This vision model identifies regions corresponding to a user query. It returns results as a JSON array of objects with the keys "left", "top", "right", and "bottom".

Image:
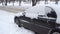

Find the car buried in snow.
[{"left": 14, "top": 5, "right": 60, "bottom": 34}]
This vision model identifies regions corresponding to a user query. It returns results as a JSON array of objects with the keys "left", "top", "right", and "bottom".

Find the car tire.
[
  {"left": 49, "top": 29, "right": 60, "bottom": 34},
  {"left": 14, "top": 17, "right": 21, "bottom": 27}
]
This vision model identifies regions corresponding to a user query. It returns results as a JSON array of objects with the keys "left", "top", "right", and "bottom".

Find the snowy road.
[
  {"left": 0, "top": 10, "right": 34, "bottom": 34},
  {"left": 0, "top": 6, "right": 26, "bottom": 13}
]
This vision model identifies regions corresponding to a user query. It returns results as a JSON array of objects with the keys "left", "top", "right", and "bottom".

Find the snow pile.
[
  {"left": 24, "top": 5, "right": 45, "bottom": 19},
  {"left": 0, "top": 10, "right": 35, "bottom": 34}
]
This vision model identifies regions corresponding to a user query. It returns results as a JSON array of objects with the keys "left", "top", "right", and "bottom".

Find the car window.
[
  {"left": 45, "top": 6, "right": 57, "bottom": 18},
  {"left": 45, "top": 6, "right": 53, "bottom": 14}
]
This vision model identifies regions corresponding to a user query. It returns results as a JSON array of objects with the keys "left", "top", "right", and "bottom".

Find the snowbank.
[{"left": 0, "top": 10, "right": 35, "bottom": 34}]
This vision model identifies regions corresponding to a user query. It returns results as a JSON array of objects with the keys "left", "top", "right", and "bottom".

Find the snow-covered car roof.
[
  {"left": 15, "top": 5, "right": 45, "bottom": 17},
  {"left": 25, "top": 5, "right": 45, "bottom": 15},
  {"left": 24, "top": 5, "right": 46, "bottom": 19}
]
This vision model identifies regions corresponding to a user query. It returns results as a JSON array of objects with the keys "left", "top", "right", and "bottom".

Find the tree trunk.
[
  {"left": 9, "top": 1, "right": 11, "bottom": 4},
  {"left": 32, "top": 0, "right": 37, "bottom": 6},
  {"left": 2, "top": 2, "right": 3, "bottom": 5},
  {"left": 55, "top": 1, "right": 58, "bottom": 4},
  {"left": 55, "top": 0, "right": 59, "bottom": 4},
  {"left": 19, "top": 0, "right": 21, "bottom": 6},
  {"left": 5, "top": 0, "right": 7, "bottom": 6},
  {"left": 45, "top": 0, "right": 48, "bottom": 4},
  {"left": 13, "top": 1, "right": 14, "bottom": 6}
]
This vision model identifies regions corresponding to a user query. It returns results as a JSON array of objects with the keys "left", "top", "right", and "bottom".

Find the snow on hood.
[{"left": 46, "top": 4, "right": 60, "bottom": 24}]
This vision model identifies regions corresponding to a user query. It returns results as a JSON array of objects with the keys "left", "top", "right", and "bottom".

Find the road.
[{"left": 0, "top": 6, "right": 28, "bottom": 13}]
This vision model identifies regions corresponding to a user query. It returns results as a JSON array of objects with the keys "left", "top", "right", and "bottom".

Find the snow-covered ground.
[
  {"left": 0, "top": 1, "right": 60, "bottom": 34},
  {"left": 0, "top": 1, "right": 32, "bottom": 12},
  {"left": 0, "top": 1, "right": 32, "bottom": 13},
  {"left": 0, "top": 10, "right": 35, "bottom": 34}
]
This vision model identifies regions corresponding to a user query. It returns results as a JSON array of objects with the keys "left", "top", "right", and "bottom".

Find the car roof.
[
  {"left": 25, "top": 5, "right": 45, "bottom": 15},
  {"left": 45, "top": 4, "right": 60, "bottom": 16}
]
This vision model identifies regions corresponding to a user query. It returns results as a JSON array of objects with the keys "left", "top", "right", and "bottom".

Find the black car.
[{"left": 14, "top": 5, "right": 60, "bottom": 34}]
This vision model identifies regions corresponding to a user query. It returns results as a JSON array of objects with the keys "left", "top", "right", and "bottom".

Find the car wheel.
[
  {"left": 14, "top": 17, "right": 21, "bottom": 27},
  {"left": 49, "top": 29, "right": 60, "bottom": 34}
]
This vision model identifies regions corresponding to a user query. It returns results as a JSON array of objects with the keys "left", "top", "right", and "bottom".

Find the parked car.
[{"left": 14, "top": 5, "right": 60, "bottom": 34}]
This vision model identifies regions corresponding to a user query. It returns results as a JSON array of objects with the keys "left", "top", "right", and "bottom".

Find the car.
[{"left": 14, "top": 5, "right": 60, "bottom": 34}]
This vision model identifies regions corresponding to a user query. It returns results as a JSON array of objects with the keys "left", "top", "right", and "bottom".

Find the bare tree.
[
  {"left": 32, "top": 0, "right": 37, "bottom": 6},
  {"left": 9, "top": 0, "right": 15, "bottom": 6},
  {"left": 9, "top": 0, "right": 11, "bottom": 4},
  {"left": 55, "top": 0, "right": 59, "bottom": 4},
  {"left": 11, "top": 0, "right": 15, "bottom": 6},
  {"left": 45, "top": 0, "right": 48, "bottom": 4},
  {"left": 2, "top": 1, "right": 4, "bottom": 5},
  {"left": 32, "top": 0, "right": 41, "bottom": 6},
  {"left": 19, "top": 0, "right": 21, "bottom": 6},
  {"left": 5, "top": 0, "right": 7, "bottom": 6},
  {"left": 12, "top": 0, "right": 15, "bottom": 6},
  {"left": 0, "top": 0, "right": 4, "bottom": 5}
]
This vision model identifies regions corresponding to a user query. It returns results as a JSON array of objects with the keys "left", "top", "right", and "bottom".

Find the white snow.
[
  {"left": 16, "top": 2, "right": 60, "bottom": 24},
  {"left": 0, "top": 10, "right": 35, "bottom": 34},
  {"left": 0, "top": 1, "right": 60, "bottom": 34},
  {"left": 24, "top": 5, "right": 45, "bottom": 19},
  {"left": 24, "top": 3, "right": 60, "bottom": 24}
]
